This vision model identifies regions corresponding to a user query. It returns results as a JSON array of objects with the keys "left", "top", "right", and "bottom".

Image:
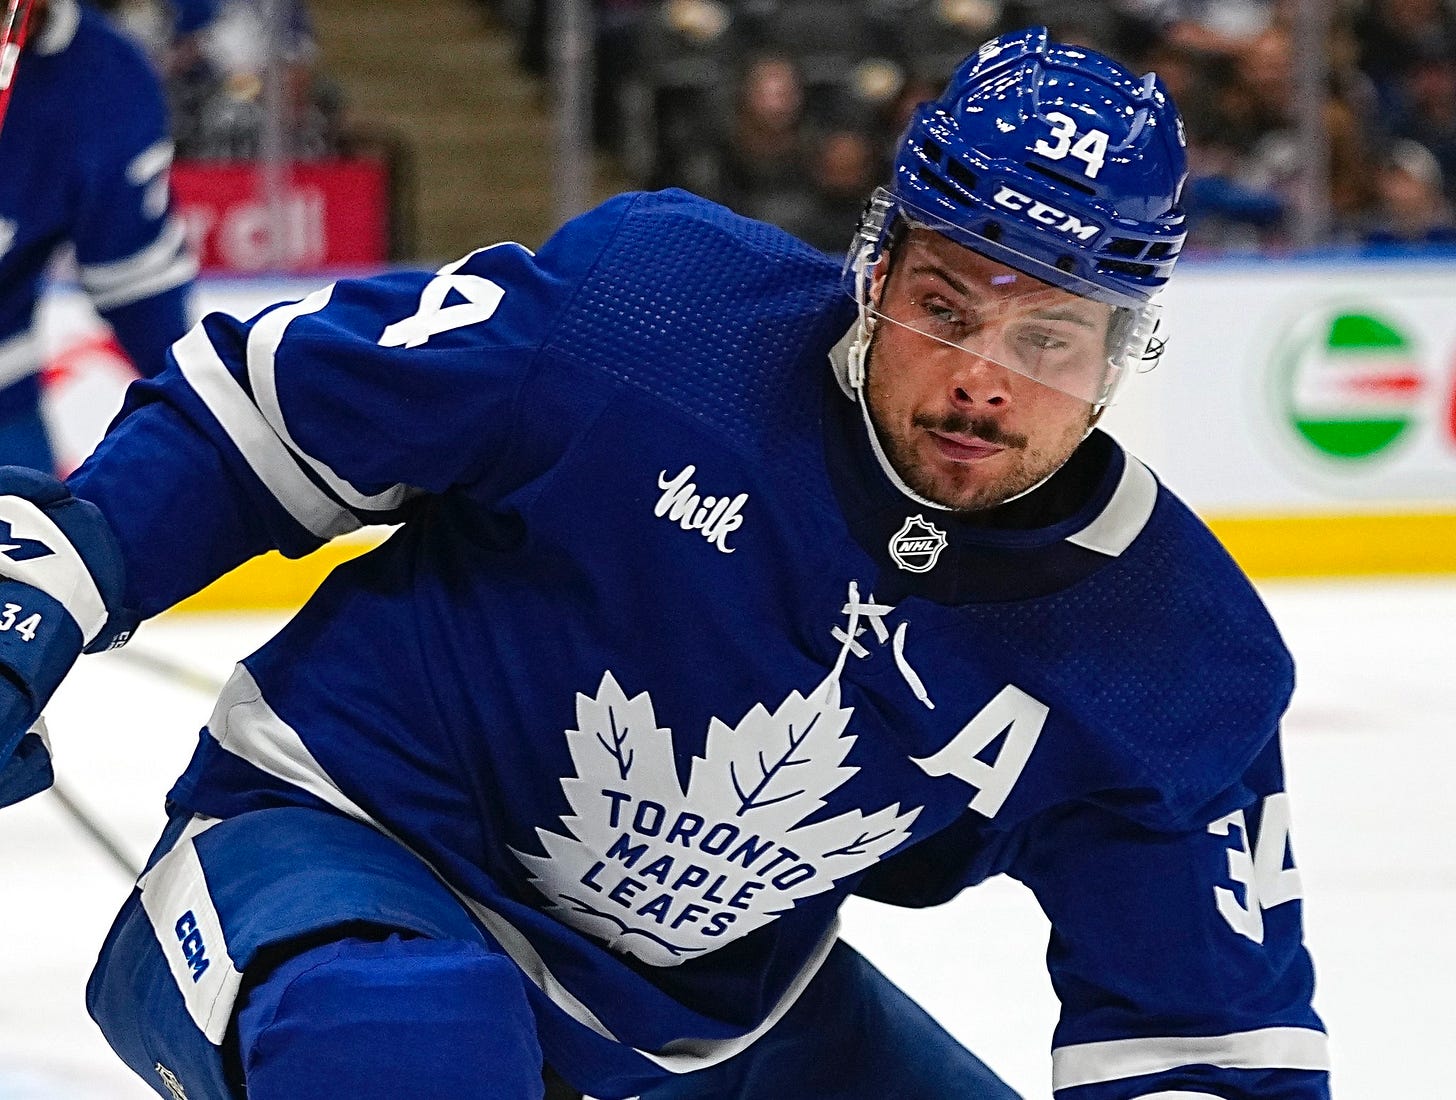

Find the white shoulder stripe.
[
  {"left": 0, "top": 496, "right": 108, "bottom": 644},
  {"left": 1065, "top": 453, "right": 1158, "bottom": 557},
  {"left": 1131, "top": 1093, "right": 1225, "bottom": 1099},
  {"left": 245, "top": 288, "right": 420, "bottom": 515},
  {"left": 1052, "top": 1026, "right": 1330, "bottom": 1090},
  {"left": 126, "top": 140, "right": 176, "bottom": 186},
  {"left": 172, "top": 323, "right": 361, "bottom": 540},
  {"left": 87, "top": 253, "right": 198, "bottom": 312},
  {"left": 80, "top": 218, "right": 197, "bottom": 310}
]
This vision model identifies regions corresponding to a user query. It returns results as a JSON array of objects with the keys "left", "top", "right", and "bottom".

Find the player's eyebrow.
[
  {"left": 906, "top": 260, "right": 975, "bottom": 298},
  {"left": 1028, "top": 305, "right": 1100, "bottom": 328},
  {"left": 908, "top": 260, "right": 1101, "bottom": 326}
]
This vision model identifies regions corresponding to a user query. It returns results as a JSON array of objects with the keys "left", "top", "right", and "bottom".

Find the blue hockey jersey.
[
  {"left": 0, "top": 0, "right": 194, "bottom": 419},
  {"left": 70, "top": 189, "right": 1328, "bottom": 1098}
]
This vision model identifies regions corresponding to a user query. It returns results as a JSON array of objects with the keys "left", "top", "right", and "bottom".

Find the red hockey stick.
[{"left": 0, "top": 0, "right": 36, "bottom": 136}]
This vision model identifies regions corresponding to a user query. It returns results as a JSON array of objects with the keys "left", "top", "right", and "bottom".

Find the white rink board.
[{"left": 1103, "top": 254, "right": 1456, "bottom": 513}]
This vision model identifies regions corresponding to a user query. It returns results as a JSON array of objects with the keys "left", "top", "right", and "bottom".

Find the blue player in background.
[
  {"left": 0, "top": 26, "right": 1329, "bottom": 1100},
  {"left": 0, "top": 0, "right": 195, "bottom": 472}
]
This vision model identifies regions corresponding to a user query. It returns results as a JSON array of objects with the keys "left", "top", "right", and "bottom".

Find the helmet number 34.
[{"left": 1033, "top": 112, "right": 1109, "bottom": 179}]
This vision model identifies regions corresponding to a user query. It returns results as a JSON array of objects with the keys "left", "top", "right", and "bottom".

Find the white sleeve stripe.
[
  {"left": 0, "top": 497, "right": 109, "bottom": 644},
  {"left": 79, "top": 219, "right": 192, "bottom": 297},
  {"left": 1065, "top": 453, "right": 1158, "bottom": 557},
  {"left": 172, "top": 323, "right": 361, "bottom": 541},
  {"left": 246, "top": 288, "right": 420, "bottom": 514},
  {"left": 1052, "top": 1026, "right": 1330, "bottom": 1089},
  {"left": 126, "top": 139, "right": 175, "bottom": 186},
  {"left": 1131, "top": 1093, "right": 1226, "bottom": 1099},
  {"left": 0, "top": 330, "right": 39, "bottom": 388},
  {"left": 86, "top": 252, "right": 198, "bottom": 312}
]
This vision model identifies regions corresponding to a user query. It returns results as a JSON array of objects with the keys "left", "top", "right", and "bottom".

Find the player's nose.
[{"left": 946, "top": 347, "right": 1013, "bottom": 409}]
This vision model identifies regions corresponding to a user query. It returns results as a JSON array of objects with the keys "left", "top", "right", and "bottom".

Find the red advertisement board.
[{"left": 170, "top": 159, "right": 390, "bottom": 272}]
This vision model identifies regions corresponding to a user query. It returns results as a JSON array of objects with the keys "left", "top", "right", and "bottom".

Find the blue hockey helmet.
[{"left": 842, "top": 27, "right": 1188, "bottom": 406}]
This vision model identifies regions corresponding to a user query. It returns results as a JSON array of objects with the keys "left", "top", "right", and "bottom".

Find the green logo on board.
[{"left": 1274, "top": 309, "right": 1424, "bottom": 460}]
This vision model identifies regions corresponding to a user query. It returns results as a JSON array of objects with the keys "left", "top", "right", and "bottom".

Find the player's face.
[{"left": 863, "top": 229, "right": 1109, "bottom": 512}]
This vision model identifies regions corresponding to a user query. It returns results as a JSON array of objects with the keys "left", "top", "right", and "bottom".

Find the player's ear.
[{"left": 868, "top": 250, "right": 893, "bottom": 308}]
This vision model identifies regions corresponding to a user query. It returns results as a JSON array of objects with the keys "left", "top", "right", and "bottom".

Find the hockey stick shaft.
[
  {"left": 48, "top": 780, "right": 140, "bottom": 878},
  {"left": 39, "top": 649, "right": 223, "bottom": 881}
]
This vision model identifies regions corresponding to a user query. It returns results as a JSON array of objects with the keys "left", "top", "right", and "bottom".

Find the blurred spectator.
[
  {"left": 873, "top": 70, "right": 940, "bottom": 150},
  {"left": 622, "top": 0, "right": 737, "bottom": 190},
  {"left": 1151, "top": 0, "right": 1277, "bottom": 59},
  {"left": 84, "top": 0, "right": 218, "bottom": 75},
  {"left": 511, "top": 0, "right": 652, "bottom": 150},
  {"left": 1354, "top": 0, "right": 1456, "bottom": 112},
  {"left": 85, "top": 0, "right": 344, "bottom": 160},
  {"left": 594, "top": 0, "right": 650, "bottom": 150},
  {"left": 170, "top": 0, "right": 345, "bottom": 160},
  {"left": 1202, "top": 23, "right": 1375, "bottom": 246},
  {"left": 1361, "top": 137, "right": 1456, "bottom": 243},
  {"left": 784, "top": 125, "right": 882, "bottom": 253},
  {"left": 710, "top": 52, "right": 818, "bottom": 228},
  {"left": 1384, "top": 42, "right": 1456, "bottom": 202},
  {"left": 494, "top": 0, "right": 1456, "bottom": 256},
  {"left": 1005, "top": 0, "right": 1118, "bottom": 55},
  {"left": 876, "top": 0, "right": 1002, "bottom": 88}
]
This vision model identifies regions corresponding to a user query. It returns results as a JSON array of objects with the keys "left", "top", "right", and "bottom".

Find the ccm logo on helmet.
[{"left": 991, "top": 186, "right": 1100, "bottom": 241}]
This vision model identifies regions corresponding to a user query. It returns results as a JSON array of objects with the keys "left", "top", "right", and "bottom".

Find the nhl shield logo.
[{"left": 889, "top": 515, "right": 948, "bottom": 573}]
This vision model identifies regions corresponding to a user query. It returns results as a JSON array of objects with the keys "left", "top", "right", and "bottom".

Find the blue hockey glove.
[
  {"left": 0, "top": 468, "right": 136, "bottom": 806},
  {"left": 0, "top": 721, "right": 54, "bottom": 809}
]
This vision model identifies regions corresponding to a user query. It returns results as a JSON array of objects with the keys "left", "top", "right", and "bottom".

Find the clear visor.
[{"left": 846, "top": 190, "right": 1162, "bottom": 405}]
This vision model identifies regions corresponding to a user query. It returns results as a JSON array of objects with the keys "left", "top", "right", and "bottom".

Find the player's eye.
[
  {"left": 917, "top": 296, "right": 976, "bottom": 333},
  {"left": 1019, "top": 328, "right": 1070, "bottom": 351}
]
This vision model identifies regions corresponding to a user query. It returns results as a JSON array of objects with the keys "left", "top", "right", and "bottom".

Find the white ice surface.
[{"left": 1, "top": 580, "right": 1449, "bottom": 1098}]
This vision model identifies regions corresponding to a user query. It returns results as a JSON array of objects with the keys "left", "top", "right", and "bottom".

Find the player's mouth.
[
  {"left": 929, "top": 430, "right": 1005, "bottom": 462},
  {"left": 915, "top": 413, "right": 1025, "bottom": 465}
]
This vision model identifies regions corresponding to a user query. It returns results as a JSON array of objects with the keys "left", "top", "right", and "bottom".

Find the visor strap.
[
  {"left": 854, "top": 387, "right": 952, "bottom": 512},
  {"left": 846, "top": 242, "right": 877, "bottom": 392}
]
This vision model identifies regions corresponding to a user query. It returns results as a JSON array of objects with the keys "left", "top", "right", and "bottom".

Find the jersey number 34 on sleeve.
[{"left": 1209, "top": 793, "right": 1303, "bottom": 944}]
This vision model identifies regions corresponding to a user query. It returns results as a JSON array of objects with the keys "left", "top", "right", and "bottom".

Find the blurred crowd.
[
  {"left": 499, "top": 0, "right": 1456, "bottom": 255},
  {"left": 81, "top": 0, "right": 1456, "bottom": 257},
  {"left": 86, "top": 0, "right": 347, "bottom": 160}
]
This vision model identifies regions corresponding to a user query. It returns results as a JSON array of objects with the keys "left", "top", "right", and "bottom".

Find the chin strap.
[{"left": 844, "top": 242, "right": 953, "bottom": 511}]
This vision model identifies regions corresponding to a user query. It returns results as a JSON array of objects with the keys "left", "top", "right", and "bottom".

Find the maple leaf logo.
[{"left": 513, "top": 670, "right": 921, "bottom": 967}]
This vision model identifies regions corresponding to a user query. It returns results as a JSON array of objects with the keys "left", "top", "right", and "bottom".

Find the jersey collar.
[{"left": 821, "top": 373, "right": 1160, "bottom": 603}]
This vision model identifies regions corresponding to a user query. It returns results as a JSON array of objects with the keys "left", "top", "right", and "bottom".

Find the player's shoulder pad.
[
  {"left": 1105, "top": 480, "right": 1294, "bottom": 829},
  {"left": 977, "top": 468, "right": 1294, "bottom": 832},
  {"left": 541, "top": 189, "right": 855, "bottom": 434}
]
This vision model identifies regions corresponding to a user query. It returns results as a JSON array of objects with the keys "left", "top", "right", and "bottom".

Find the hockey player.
[
  {"left": 0, "top": 0, "right": 196, "bottom": 471},
  {"left": 0, "top": 26, "right": 1329, "bottom": 1100}
]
